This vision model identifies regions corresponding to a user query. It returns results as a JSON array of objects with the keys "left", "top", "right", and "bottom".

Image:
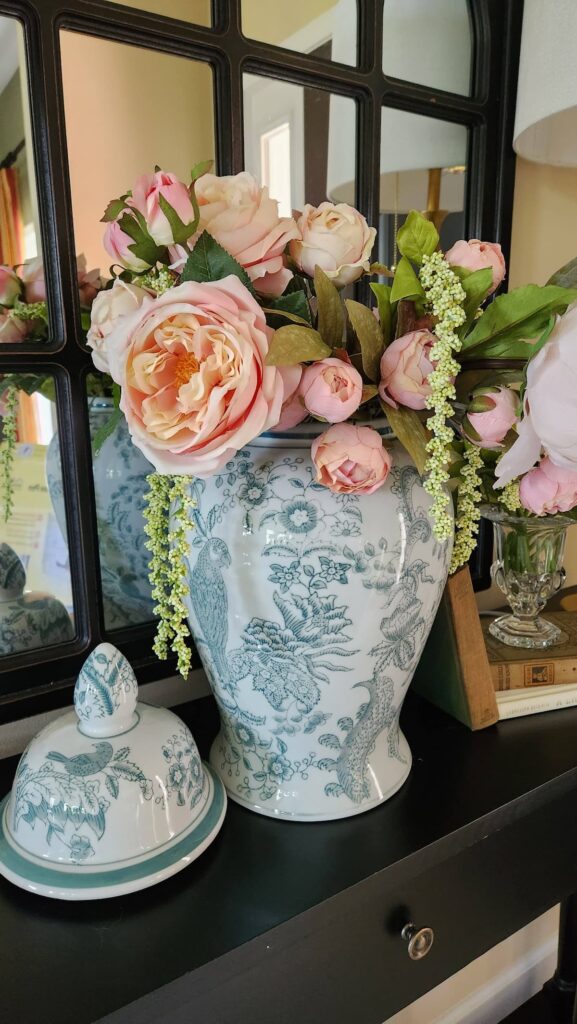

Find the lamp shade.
[{"left": 514, "top": 0, "right": 577, "bottom": 165}]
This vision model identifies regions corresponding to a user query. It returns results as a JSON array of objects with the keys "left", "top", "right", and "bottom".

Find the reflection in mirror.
[
  {"left": 109, "top": 0, "right": 211, "bottom": 24},
  {"left": 244, "top": 74, "right": 357, "bottom": 214},
  {"left": 86, "top": 374, "right": 155, "bottom": 632},
  {"left": 60, "top": 33, "right": 215, "bottom": 277},
  {"left": 383, "top": 0, "right": 472, "bottom": 96},
  {"left": 0, "top": 375, "right": 74, "bottom": 656},
  {"left": 242, "top": 0, "right": 357, "bottom": 67}
]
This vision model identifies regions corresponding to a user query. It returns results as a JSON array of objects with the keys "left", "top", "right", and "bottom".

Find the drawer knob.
[{"left": 401, "top": 922, "right": 435, "bottom": 960}]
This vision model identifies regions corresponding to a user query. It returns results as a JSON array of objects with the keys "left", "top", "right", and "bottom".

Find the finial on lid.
[{"left": 74, "top": 643, "right": 138, "bottom": 737}]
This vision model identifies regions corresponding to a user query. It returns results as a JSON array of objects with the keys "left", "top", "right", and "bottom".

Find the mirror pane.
[
  {"left": 244, "top": 74, "right": 357, "bottom": 213},
  {"left": 242, "top": 0, "right": 357, "bottom": 67},
  {"left": 0, "top": 375, "right": 74, "bottom": 656},
  {"left": 87, "top": 375, "right": 155, "bottom": 632},
  {"left": 376, "top": 106, "right": 467, "bottom": 266},
  {"left": 383, "top": 0, "right": 473, "bottom": 96},
  {"left": 60, "top": 32, "right": 215, "bottom": 279},
  {"left": 107, "top": 0, "right": 211, "bottom": 23}
]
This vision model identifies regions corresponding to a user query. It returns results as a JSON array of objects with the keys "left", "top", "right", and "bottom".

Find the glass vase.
[{"left": 483, "top": 507, "right": 573, "bottom": 650}]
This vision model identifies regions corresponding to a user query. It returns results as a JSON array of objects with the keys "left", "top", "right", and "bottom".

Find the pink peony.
[
  {"left": 104, "top": 220, "right": 152, "bottom": 273},
  {"left": 196, "top": 172, "right": 300, "bottom": 297},
  {"left": 0, "top": 266, "right": 21, "bottom": 306},
  {"left": 128, "top": 171, "right": 195, "bottom": 247},
  {"left": 20, "top": 255, "right": 101, "bottom": 305},
  {"left": 0, "top": 312, "right": 28, "bottom": 343},
  {"left": 519, "top": 457, "right": 577, "bottom": 516},
  {"left": 300, "top": 357, "right": 362, "bottom": 423},
  {"left": 465, "top": 386, "right": 519, "bottom": 449},
  {"left": 76, "top": 255, "right": 101, "bottom": 307},
  {"left": 378, "top": 330, "right": 436, "bottom": 411},
  {"left": 87, "top": 279, "right": 151, "bottom": 373},
  {"left": 445, "top": 238, "right": 506, "bottom": 295},
  {"left": 272, "top": 365, "right": 307, "bottom": 431},
  {"left": 311, "top": 422, "right": 392, "bottom": 495},
  {"left": 290, "top": 202, "right": 376, "bottom": 289},
  {"left": 102, "top": 275, "right": 284, "bottom": 476}
]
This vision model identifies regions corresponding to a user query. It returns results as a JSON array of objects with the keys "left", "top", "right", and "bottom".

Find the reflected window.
[
  {"left": 0, "top": 375, "right": 74, "bottom": 656},
  {"left": 383, "top": 0, "right": 473, "bottom": 96},
  {"left": 242, "top": 0, "right": 357, "bottom": 67}
]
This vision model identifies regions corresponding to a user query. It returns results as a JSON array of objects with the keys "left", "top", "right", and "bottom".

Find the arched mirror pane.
[
  {"left": 382, "top": 0, "right": 473, "bottom": 96},
  {"left": 242, "top": 0, "right": 357, "bottom": 67},
  {"left": 0, "top": 374, "right": 75, "bottom": 657}
]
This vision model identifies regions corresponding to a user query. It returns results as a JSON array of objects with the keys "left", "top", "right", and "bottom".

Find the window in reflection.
[
  {"left": 244, "top": 74, "right": 357, "bottom": 212},
  {"left": 0, "top": 375, "right": 74, "bottom": 656},
  {"left": 60, "top": 32, "right": 215, "bottom": 278},
  {"left": 107, "top": 0, "right": 211, "bottom": 24},
  {"left": 86, "top": 374, "right": 156, "bottom": 632},
  {"left": 242, "top": 0, "right": 357, "bottom": 67},
  {"left": 383, "top": 0, "right": 473, "bottom": 96}
]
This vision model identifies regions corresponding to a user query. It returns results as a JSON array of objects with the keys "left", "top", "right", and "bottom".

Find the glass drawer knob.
[{"left": 401, "top": 922, "right": 435, "bottom": 960}]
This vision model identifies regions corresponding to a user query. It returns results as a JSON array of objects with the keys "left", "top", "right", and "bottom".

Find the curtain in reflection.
[{"left": 0, "top": 166, "right": 23, "bottom": 263}]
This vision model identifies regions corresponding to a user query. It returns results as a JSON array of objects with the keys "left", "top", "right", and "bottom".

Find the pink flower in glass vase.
[
  {"left": 0, "top": 313, "right": 28, "bottom": 343},
  {"left": 378, "top": 330, "right": 437, "bottom": 411},
  {"left": 290, "top": 202, "right": 376, "bottom": 289},
  {"left": 464, "top": 386, "right": 519, "bottom": 449},
  {"left": 300, "top": 357, "right": 362, "bottom": 423},
  {"left": 128, "top": 170, "right": 195, "bottom": 247},
  {"left": 0, "top": 266, "right": 21, "bottom": 306},
  {"left": 311, "top": 422, "right": 392, "bottom": 495},
  {"left": 103, "top": 275, "right": 284, "bottom": 476},
  {"left": 519, "top": 457, "right": 577, "bottom": 516},
  {"left": 445, "top": 239, "right": 506, "bottom": 294},
  {"left": 195, "top": 171, "right": 300, "bottom": 297}
]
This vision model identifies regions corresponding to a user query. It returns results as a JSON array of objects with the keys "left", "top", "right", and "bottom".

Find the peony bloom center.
[{"left": 174, "top": 351, "right": 200, "bottom": 388}]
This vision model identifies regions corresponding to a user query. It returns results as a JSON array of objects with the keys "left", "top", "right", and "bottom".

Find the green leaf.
[
  {"left": 314, "top": 266, "right": 344, "bottom": 348},
  {"left": 368, "top": 262, "right": 394, "bottom": 278},
  {"left": 181, "top": 230, "right": 254, "bottom": 291},
  {"left": 265, "top": 325, "right": 331, "bottom": 365},
  {"left": 92, "top": 406, "right": 122, "bottom": 456},
  {"left": 468, "top": 395, "right": 496, "bottom": 414},
  {"left": 117, "top": 212, "right": 161, "bottom": 266},
  {"left": 101, "top": 197, "right": 128, "bottom": 223},
  {"left": 396, "top": 210, "right": 439, "bottom": 265},
  {"left": 381, "top": 402, "right": 429, "bottom": 476},
  {"left": 459, "top": 267, "right": 494, "bottom": 336},
  {"left": 262, "top": 290, "right": 312, "bottom": 328},
  {"left": 345, "top": 299, "right": 384, "bottom": 382},
  {"left": 370, "top": 283, "right": 392, "bottom": 346},
  {"left": 190, "top": 159, "right": 213, "bottom": 182},
  {"left": 547, "top": 256, "right": 577, "bottom": 289},
  {"left": 359, "top": 384, "right": 378, "bottom": 405},
  {"left": 158, "top": 193, "right": 196, "bottom": 246},
  {"left": 460, "top": 284, "right": 577, "bottom": 358},
  {"left": 390, "top": 257, "right": 425, "bottom": 304}
]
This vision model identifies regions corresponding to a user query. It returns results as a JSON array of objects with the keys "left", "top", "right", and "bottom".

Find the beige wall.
[
  {"left": 242, "top": 0, "right": 339, "bottom": 45},
  {"left": 112, "top": 0, "right": 210, "bottom": 23},
  {"left": 60, "top": 31, "right": 214, "bottom": 273}
]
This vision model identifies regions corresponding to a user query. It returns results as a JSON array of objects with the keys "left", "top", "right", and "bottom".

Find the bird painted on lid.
[{"left": 46, "top": 741, "right": 114, "bottom": 777}]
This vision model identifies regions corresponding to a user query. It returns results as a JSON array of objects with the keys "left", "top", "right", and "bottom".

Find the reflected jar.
[{"left": 483, "top": 507, "right": 574, "bottom": 649}]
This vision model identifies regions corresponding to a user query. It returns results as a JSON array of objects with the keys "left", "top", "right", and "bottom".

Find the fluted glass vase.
[{"left": 483, "top": 508, "right": 573, "bottom": 649}]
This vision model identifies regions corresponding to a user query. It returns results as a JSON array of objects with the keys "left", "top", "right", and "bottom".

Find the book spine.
[
  {"left": 497, "top": 689, "right": 577, "bottom": 720},
  {"left": 492, "top": 661, "right": 577, "bottom": 691}
]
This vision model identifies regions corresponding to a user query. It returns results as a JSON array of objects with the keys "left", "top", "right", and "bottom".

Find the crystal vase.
[{"left": 483, "top": 508, "right": 573, "bottom": 649}]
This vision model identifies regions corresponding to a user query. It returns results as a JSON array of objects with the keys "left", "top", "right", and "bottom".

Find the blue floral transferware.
[
  {"left": 0, "top": 642, "right": 226, "bottom": 900},
  {"left": 181, "top": 421, "right": 453, "bottom": 821},
  {"left": 0, "top": 543, "right": 74, "bottom": 656}
]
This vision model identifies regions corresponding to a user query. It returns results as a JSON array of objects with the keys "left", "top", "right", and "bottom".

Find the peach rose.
[
  {"left": 195, "top": 172, "right": 300, "bottom": 297},
  {"left": 87, "top": 279, "right": 151, "bottom": 373},
  {"left": 0, "top": 312, "right": 28, "bottom": 343},
  {"left": 290, "top": 202, "right": 376, "bottom": 289},
  {"left": 103, "top": 275, "right": 284, "bottom": 476},
  {"left": 301, "top": 357, "right": 362, "bottom": 422},
  {"left": 445, "top": 239, "right": 506, "bottom": 295},
  {"left": 104, "top": 220, "right": 152, "bottom": 273},
  {"left": 272, "top": 365, "right": 307, "bottom": 431},
  {"left": 128, "top": 171, "right": 195, "bottom": 247},
  {"left": 311, "top": 422, "right": 392, "bottom": 495},
  {"left": 0, "top": 266, "right": 21, "bottom": 306},
  {"left": 378, "top": 330, "right": 436, "bottom": 411},
  {"left": 464, "top": 386, "right": 519, "bottom": 449},
  {"left": 519, "top": 457, "right": 577, "bottom": 516}
]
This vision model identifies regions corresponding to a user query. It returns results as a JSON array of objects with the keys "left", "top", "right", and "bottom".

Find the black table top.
[{"left": 2, "top": 692, "right": 577, "bottom": 1024}]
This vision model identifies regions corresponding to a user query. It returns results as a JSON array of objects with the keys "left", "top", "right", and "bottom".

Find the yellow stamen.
[{"left": 174, "top": 352, "right": 200, "bottom": 388}]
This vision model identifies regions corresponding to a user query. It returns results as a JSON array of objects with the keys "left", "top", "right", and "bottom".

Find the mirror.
[
  {"left": 109, "top": 0, "right": 211, "bottom": 24},
  {"left": 244, "top": 73, "right": 357, "bottom": 213},
  {"left": 242, "top": 0, "right": 357, "bottom": 66},
  {"left": 383, "top": 0, "right": 473, "bottom": 96},
  {"left": 0, "top": 375, "right": 75, "bottom": 656}
]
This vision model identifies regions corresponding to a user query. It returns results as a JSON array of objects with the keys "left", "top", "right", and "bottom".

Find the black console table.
[{"left": 2, "top": 693, "right": 577, "bottom": 1024}]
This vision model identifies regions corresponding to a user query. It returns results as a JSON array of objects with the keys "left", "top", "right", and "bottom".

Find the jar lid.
[{"left": 0, "top": 643, "right": 226, "bottom": 900}]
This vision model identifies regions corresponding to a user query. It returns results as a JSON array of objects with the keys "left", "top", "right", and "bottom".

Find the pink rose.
[
  {"left": 0, "top": 266, "right": 21, "bottom": 306},
  {"left": 272, "top": 365, "right": 307, "bottom": 431},
  {"left": 311, "top": 422, "right": 392, "bottom": 495},
  {"left": 378, "top": 330, "right": 436, "bottom": 411},
  {"left": 20, "top": 257, "right": 46, "bottom": 302},
  {"left": 445, "top": 239, "right": 506, "bottom": 294},
  {"left": 289, "top": 202, "right": 376, "bottom": 289},
  {"left": 0, "top": 312, "right": 28, "bottom": 343},
  {"left": 104, "top": 220, "right": 152, "bottom": 273},
  {"left": 128, "top": 171, "right": 195, "bottom": 247},
  {"left": 301, "top": 358, "right": 362, "bottom": 423},
  {"left": 87, "top": 279, "right": 151, "bottom": 373},
  {"left": 196, "top": 172, "right": 300, "bottom": 297},
  {"left": 464, "top": 386, "right": 519, "bottom": 449},
  {"left": 76, "top": 255, "right": 101, "bottom": 307},
  {"left": 104, "top": 275, "right": 284, "bottom": 476},
  {"left": 519, "top": 457, "right": 577, "bottom": 516}
]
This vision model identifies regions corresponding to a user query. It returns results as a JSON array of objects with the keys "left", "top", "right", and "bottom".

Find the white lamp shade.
[{"left": 514, "top": 0, "right": 577, "bottom": 165}]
